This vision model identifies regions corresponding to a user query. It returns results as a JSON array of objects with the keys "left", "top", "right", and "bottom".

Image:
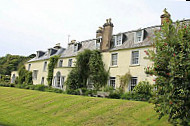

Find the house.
[{"left": 11, "top": 9, "right": 189, "bottom": 91}]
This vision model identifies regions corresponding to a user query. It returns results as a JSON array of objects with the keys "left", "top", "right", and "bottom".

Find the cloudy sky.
[{"left": 0, "top": 0, "right": 189, "bottom": 57}]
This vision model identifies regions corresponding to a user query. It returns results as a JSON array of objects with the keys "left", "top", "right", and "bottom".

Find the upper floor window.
[
  {"left": 111, "top": 53, "right": 118, "bottom": 66},
  {"left": 96, "top": 38, "right": 101, "bottom": 49},
  {"left": 130, "top": 77, "right": 137, "bottom": 91},
  {"left": 33, "top": 70, "right": 38, "bottom": 80},
  {"left": 74, "top": 44, "right": 78, "bottom": 52},
  {"left": 28, "top": 64, "right": 31, "bottom": 71},
  {"left": 43, "top": 61, "right": 47, "bottom": 71},
  {"left": 135, "top": 30, "right": 144, "bottom": 43},
  {"left": 115, "top": 34, "right": 122, "bottom": 46},
  {"left": 109, "top": 77, "right": 116, "bottom": 89},
  {"left": 58, "top": 60, "right": 63, "bottom": 67},
  {"left": 68, "top": 59, "right": 72, "bottom": 67},
  {"left": 131, "top": 51, "right": 139, "bottom": 65}
]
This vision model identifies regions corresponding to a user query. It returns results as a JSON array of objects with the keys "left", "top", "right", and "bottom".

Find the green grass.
[{"left": 0, "top": 87, "right": 171, "bottom": 126}]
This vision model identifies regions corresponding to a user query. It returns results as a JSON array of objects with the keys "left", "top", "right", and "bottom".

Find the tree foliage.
[
  {"left": 47, "top": 55, "right": 59, "bottom": 87},
  {"left": 66, "top": 50, "right": 109, "bottom": 90},
  {"left": 18, "top": 65, "right": 33, "bottom": 84},
  {"left": 145, "top": 20, "right": 190, "bottom": 125},
  {"left": 89, "top": 50, "right": 109, "bottom": 90},
  {"left": 0, "top": 54, "right": 35, "bottom": 75}
]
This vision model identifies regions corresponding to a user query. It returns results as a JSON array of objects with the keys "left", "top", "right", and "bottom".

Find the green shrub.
[
  {"left": 121, "top": 92, "right": 133, "bottom": 100},
  {"left": 34, "top": 85, "right": 46, "bottom": 91},
  {"left": 132, "top": 81, "right": 153, "bottom": 101}
]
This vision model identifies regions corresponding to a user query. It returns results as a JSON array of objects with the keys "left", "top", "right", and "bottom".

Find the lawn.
[{"left": 0, "top": 87, "right": 171, "bottom": 126}]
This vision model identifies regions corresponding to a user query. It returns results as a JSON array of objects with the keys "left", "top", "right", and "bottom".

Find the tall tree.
[{"left": 145, "top": 20, "right": 190, "bottom": 125}]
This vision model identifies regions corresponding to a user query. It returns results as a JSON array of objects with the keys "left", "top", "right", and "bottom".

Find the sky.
[{"left": 0, "top": 0, "right": 189, "bottom": 57}]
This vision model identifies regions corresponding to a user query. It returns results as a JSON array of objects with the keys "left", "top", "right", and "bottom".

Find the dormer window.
[
  {"left": 111, "top": 34, "right": 125, "bottom": 48},
  {"left": 96, "top": 38, "right": 101, "bottom": 49},
  {"left": 115, "top": 34, "right": 122, "bottom": 46},
  {"left": 135, "top": 30, "right": 144, "bottom": 43},
  {"left": 74, "top": 44, "right": 78, "bottom": 52}
]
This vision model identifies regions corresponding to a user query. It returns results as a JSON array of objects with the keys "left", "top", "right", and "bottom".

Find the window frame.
[
  {"left": 134, "top": 30, "right": 144, "bottom": 43},
  {"left": 68, "top": 59, "right": 73, "bottom": 67},
  {"left": 74, "top": 44, "right": 78, "bottom": 52},
  {"left": 58, "top": 60, "right": 63, "bottom": 67},
  {"left": 111, "top": 53, "right": 118, "bottom": 66},
  {"left": 109, "top": 77, "right": 116, "bottom": 89},
  {"left": 131, "top": 50, "right": 140, "bottom": 65},
  {"left": 114, "top": 34, "right": 123, "bottom": 47},
  {"left": 33, "top": 70, "right": 38, "bottom": 80},
  {"left": 43, "top": 61, "right": 47, "bottom": 72},
  {"left": 129, "top": 77, "right": 138, "bottom": 91},
  {"left": 28, "top": 64, "right": 31, "bottom": 71}
]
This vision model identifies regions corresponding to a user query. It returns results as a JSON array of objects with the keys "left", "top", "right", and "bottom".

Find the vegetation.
[
  {"left": 0, "top": 54, "right": 35, "bottom": 75},
  {"left": 17, "top": 65, "right": 33, "bottom": 84},
  {"left": 66, "top": 49, "right": 109, "bottom": 90},
  {"left": 47, "top": 55, "right": 59, "bottom": 86},
  {"left": 145, "top": 20, "right": 190, "bottom": 125},
  {"left": 0, "top": 87, "right": 171, "bottom": 126},
  {"left": 119, "top": 72, "right": 132, "bottom": 92}
]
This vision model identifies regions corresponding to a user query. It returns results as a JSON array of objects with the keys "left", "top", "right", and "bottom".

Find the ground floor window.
[
  {"left": 53, "top": 71, "right": 64, "bottom": 89},
  {"left": 87, "top": 78, "right": 94, "bottom": 89},
  {"left": 41, "top": 77, "right": 44, "bottom": 84},
  {"left": 33, "top": 70, "right": 38, "bottom": 80},
  {"left": 11, "top": 74, "right": 16, "bottom": 83},
  {"left": 109, "top": 77, "right": 116, "bottom": 89},
  {"left": 130, "top": 77, "right": 137, "bottom": 91}
]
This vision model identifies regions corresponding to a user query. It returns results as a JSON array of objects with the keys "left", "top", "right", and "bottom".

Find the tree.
[
  {"left": 145, "top": 20, "right": 190, "bottom": 125},
  {"left": 89, "top": 50, "right": 109, "bottom": 90},
  {"left": 66, "top": 49, "right": 109, "bottom": 90}
]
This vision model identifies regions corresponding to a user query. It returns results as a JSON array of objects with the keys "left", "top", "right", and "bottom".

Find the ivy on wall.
[
  {"left": 119, "top": 72, "right": 131, "bottom": 92},
  {"left": 18, "top": 65, "right": 33, "bottom": 84},
  {"left": 66, "top": 49, "right": 109, "bottom": 90},
  {"left": 47, "top": 55, "right": 59, "bottom": 87}
]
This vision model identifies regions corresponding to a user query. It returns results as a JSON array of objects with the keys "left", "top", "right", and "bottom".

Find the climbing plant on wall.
[
  {"left": 66, "top": 49, "right": 109, "bottom": 90},
  {"left": 18, "top": 65, "right": 33, "bottom": 84},
  {"left": 47, "top": 55, "right": 59, "bottom": 87}
]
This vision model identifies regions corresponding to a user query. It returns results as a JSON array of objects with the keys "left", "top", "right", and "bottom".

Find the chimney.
[
  {"left": 101, "top": 18, "right": 114, "bottom": 51},
  {"left": 160, "top": 8, "right": 171, "bottom": 25},
  {"left": 68, "top": 40, "right": 76, "bottom": 45},
  {"left": 96, "top": 27, "right": 103, "bottom": 38}
]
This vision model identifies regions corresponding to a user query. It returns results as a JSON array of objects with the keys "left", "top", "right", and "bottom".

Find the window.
[
  {"left": 58, "top": 60, "right": 63, "bottom": 67},
  {"left": 56, "top": 72, "right": 61, "bottom": 87},
  {"left": 131, "top": 51, "right": 139, "bottom": 65},
  {"left": 112, "top": 34, "right": 123, "bottom": 47},
  {"left": 135, "top": 30, "right": 144, "bottom": 42},
  {"left": 43, "top": 62, "right": 47, "bottom": 71},
  {"left": 109, "top": 77, "right": 116, "bottom": 89},
  {"left": 111, "top": 53, "right": 118, "bottom": 66},
  {"left": 33, "top": 70, "right": 38, "bottom": 80},
  {"left": 68, "top": 59, "right": 72, "bottom": 67},
  {"left": 41, "top": 77, "right": 44, "bottom": 84},
  {"left": 28, "top": 64, "right": 31, "bottom": 71},
  {"left": 130, "top": 77, "right": 137, "bottom": 91},
  {"left": 115, "top": 34, "right": 122, "bottom": 46},
  {"left": 74, "top": 44, "right": 78, "bottom": 52}
]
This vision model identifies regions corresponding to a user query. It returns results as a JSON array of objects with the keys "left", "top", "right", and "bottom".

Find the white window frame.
[
  {"left": 28, "top": 64, "right": 31, "bottom": 71},
  {"left": 68, "top": 59, "right": 72, "bottom": 67},
  {"left": 41, "top": 77, "right": 44, "bottom": 84},
  {"left": 74, "top": 44, "right": 78, "bottom": 52},
  {"left": 134, "top": 30, "right": 144, "bottom": 43},
  {"left": 111, "top": 53, "right": 118, "bottom": 66},
  {"left": 58, "top": 60, "right": 63, "bottom": 67},
  {"left": 114, "top": 34, "right": 123, "bottom": 46},
  {"left": 95, "top": 38, "right": 101, "bottom": 49},
  {"left": 129, "top": 77, "right": 138, "bottom": 91},
  {"left": 109, "top": 77, "right": 116, "bottom": 89},
  {"left": 33, "top": 70, "right": 38, "bottom": 80},
  {"left": 131, "top": 50, "right": 140, "bottom": 65},
  {"left": 43, "top": 61, "right": 47, "bottom": 72}
]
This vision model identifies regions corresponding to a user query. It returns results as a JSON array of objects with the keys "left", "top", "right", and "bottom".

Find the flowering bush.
[{"left": 145, "top": 20, "right": 190, "bottom": 125}]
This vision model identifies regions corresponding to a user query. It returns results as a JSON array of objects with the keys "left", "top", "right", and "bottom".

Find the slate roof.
[
  {"left": 27, "top": 19, "right": 190, "bottom": 62},
  {"left": 28, "top": 48, "right": 65, "bottom": 63}
]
